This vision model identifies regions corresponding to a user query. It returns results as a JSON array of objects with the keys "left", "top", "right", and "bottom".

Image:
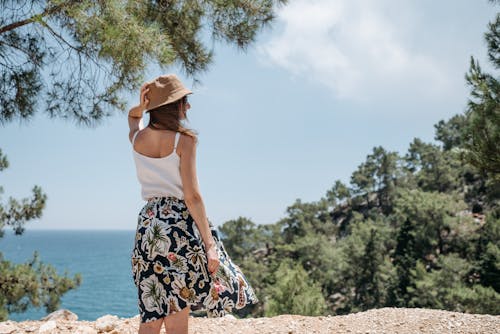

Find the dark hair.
[{"left": 147, "top": 96, "right": 198, "bottom": 140}]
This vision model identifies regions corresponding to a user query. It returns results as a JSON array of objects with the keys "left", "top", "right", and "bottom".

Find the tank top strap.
[
  {"left": 173, "top": 132, "right": 180, "bottom": 150},
  {"left": 132, "top": 130, "right": 140, "bottom": 145}
]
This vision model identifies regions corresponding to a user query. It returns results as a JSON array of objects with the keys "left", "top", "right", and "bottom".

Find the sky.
[{"left": 0, "top": 0, "right": 496, "bottom": 230}]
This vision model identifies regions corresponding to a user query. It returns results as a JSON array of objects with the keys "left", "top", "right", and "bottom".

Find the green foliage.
[
  {"left": 218, "top": 217, "right": 258, "bottom": 260},
  {"left": 326, "top": 179, "right": 351, "bottom": 207},
  {"left": 408, "top": 254, "right": 500, "bottom": 314},
  {"left": 462, "top": 13, "right": 500, "bottom": 179},
  {"left": 0, "top": 150, "right": 81, "bottom": 320},
  {"left": 219, "top": 139, "right": 499, "bottom": 317},
  {"left": 486, "top": 12, "right": 500, "bottom": 68},
  {"left": 392, "top": 189, "right": 469, "bottom": 258},
  {"left": 0, "top": 251, "right": 82, "bottom": 321},
  {"left": 264, "top": 259, "right": 328, "bottom": 316},
  {"left": 219, "top": 113, "right": 499, "bottom": 317},
  {"left": 0, "top": 0, "right": 287, "bottom": 125},
  {"left": 0, "top": 150, "right": 46, "bottom": 236},
  {"left": 278, "top": 199, "right": 336, "bottom": 245},
  {"left": 331, "top": 219, "right": 396, "bottom": 313},
  {"left": 219, "top": 122, "right": 499, "bottom": 316},
  {"left": 350, "top": 146, "right": 401, "bottom": 214},
  {"left": 403, "top": 139, "right": 462, "bottom": 193},
  {"left": 434, "top": 114, "right": 467, "bottom": 151},
  {"left": 477, "top": 214, "right": 500, "bottom": 291},
  {"left": 208, "top": 4, "right": 500, "bottom": 318}
]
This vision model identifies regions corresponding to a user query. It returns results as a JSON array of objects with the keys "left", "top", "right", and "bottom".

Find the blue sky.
[{"left": 0, "top": 0, "right": 496, "bottom": 230}]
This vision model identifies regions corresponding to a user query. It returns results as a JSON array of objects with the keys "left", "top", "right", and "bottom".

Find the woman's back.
[
  {"left": 132, "top": 128, "right": 184, "bottom": 200},
  {"left": 133, "top": 128, "right": 180, "bottom": 158}
]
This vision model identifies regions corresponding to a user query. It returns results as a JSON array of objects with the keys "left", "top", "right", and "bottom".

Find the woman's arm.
[
  {"left": 128, "top": 84, "right": 150, "bottom": 143},
  {"left": 128, "top": 107, "right": 143, "bottom": 143},
  {"left": 179, "top": 135, "right": 216, "bottom": 251}
]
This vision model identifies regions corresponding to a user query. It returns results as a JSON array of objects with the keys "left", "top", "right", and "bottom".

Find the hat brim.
[{"left": 146, "top": 88, "right": 192, "bottom": 112}]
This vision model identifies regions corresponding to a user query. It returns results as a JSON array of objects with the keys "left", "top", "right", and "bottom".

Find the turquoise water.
[{"left": 0, "top": 230, "right": 139, "bottom": 321}]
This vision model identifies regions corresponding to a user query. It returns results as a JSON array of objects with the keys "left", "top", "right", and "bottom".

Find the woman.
[{"left": 128, "top": 74, "right": 258, "bottom": 334}]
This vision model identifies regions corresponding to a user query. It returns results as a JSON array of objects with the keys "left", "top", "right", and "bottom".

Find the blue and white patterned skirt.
[{"left": 130, "top": 196, "right": 259, "bottom": 323}]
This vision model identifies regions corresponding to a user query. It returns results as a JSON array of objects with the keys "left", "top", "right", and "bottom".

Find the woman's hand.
[
  {"left": 129, "top": 83, "right": 150, "bottom": 118},
  {"left": 139, "top": 82, "right": 150, "bottom": 110},
  {"left": 206, "top": 244, "right": 220, "bottom": 276}
]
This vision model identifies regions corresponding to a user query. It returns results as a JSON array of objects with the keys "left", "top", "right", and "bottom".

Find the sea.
[{"left": 0, "top": 229, "right": 140, "bottom": 321}]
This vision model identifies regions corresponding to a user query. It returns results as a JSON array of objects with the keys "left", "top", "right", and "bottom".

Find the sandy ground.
[{"left": 0, "top": 307, "right": 499, "bottom": 334}]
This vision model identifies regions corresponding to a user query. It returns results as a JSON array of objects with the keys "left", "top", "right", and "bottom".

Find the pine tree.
[
  {"left": 265, "top": 259, "right": 328, "bottom": 316},
  {"left": 0, "top": 0, "right": 287, "bottom": 125},
  {"left": 462, "top": 10, "right": 500, "bottom": 179},
  {"left": 0, "top": 150, "right": 81, "bottom": 321}
]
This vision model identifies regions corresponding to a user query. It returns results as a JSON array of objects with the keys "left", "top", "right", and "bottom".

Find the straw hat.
[{"left": 145, "top": 74, "right": 192, "bottom": 112}]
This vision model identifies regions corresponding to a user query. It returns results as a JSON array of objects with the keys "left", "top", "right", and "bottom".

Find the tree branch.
[
  {"left": 0, "top": 3, "right": 66, "bottom": 35},
  {"left": 40, "top": 20, "right": 80, "bottom": 54}
]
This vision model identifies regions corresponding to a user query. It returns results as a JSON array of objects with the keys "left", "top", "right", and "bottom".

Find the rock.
[
  {"left": 38, "top": 320, "right": 57, "bottom": 333},
  {"left": 95, "top": 314, "right": 119, "bottom": 332},
  {"left": 74, "top": 325, "right": 98, "bottom": 334},
  {"left": 41, "top": 309, "right": 78, "bottom": 321},
  {"left": 0, "top": 322, "right": 18, "bottom": 334},
  {"left": 223, "top": 314, "right": 237, "bottom": 320},
  {"left": 25, "top": 324, "right": 39, "bottom": 332}
]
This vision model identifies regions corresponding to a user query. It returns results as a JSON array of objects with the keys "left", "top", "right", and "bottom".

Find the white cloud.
[{"left": 257, "top": 0, "right": 450, "bottom": 103}]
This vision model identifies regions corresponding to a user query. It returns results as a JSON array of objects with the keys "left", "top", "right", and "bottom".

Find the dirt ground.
[{"left": 0, "top": 307, "right": 499, "bottom": 334}]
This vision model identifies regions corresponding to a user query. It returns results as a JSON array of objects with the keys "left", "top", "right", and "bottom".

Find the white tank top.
[{"left": 132, "top": 130, "right": 184, "bottom": 200}]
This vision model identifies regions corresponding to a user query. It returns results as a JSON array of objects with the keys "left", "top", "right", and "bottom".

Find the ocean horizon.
[{"left": 1, "top": 229, "right": 141, "bottom": 321}]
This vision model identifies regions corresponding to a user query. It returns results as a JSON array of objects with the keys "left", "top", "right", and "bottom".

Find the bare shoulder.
[
  {"left": 128, "top": 116, "right": 144, "bottom": 142},
  {"left": 129, "top": 127, "right": 143, "bottom": 144},
  {"left": 178, "top": 133, "right": 198, "bottom": 155},
  {"left": 179, "top": 133, "right": 198, "bottom": 147}
]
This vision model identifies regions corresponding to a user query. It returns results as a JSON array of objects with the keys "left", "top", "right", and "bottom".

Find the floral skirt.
[{"left": 130, "top": 196, "right": 259, "bottom": 323}]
